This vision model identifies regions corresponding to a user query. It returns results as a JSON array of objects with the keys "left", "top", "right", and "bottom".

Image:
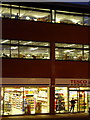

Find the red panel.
[
  {"left": 55, "top": 61, "right": 89, "bottom": 79},
  {"left": 2, "top": 19, "right": 89, "bottom": 44},
  {"left": 2, "top": 58, "right": 90, "bottom": 79},
  {"left": 2, "top": 58, "right": 51, "bottom": 78}
]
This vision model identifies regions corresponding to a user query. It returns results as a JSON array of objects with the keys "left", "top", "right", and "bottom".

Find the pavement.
[{"left": 1, "top": 113, "right": 90, "bottom": 120}]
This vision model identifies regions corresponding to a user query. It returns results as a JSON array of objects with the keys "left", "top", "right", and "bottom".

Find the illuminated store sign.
[
  {"left": 55, "top": 79, "right": 89, "bottom": 86},
  {"left": 70, "top": 80, "right": 88, "bottom": 86}
]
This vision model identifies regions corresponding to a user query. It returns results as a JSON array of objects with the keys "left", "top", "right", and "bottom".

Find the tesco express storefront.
[
  {"left": 55, "top": 78, "right": 90, "bottom": 113},
  {"left": 0, "top": 78, "right": 90, "bottom": 115}
]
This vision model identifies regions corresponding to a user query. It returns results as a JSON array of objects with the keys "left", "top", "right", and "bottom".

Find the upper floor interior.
[{"left": 1, "top": 2, "right": 90, "bottom": 26}]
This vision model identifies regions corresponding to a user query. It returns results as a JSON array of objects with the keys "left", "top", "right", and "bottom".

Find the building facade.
[{"left": 0, "top": 2, "right": 90, "bottom": 116}]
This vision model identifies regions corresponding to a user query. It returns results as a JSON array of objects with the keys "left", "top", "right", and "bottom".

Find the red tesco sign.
[{"left": 70, "top": 80, "right": 88, "bottom": 84}]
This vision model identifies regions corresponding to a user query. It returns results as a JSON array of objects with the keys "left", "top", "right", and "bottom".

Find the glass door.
[
  {"left": 69, "top": 91, "right": 78, "bottom": 112},
  {"left": 77, "top": 91, "right": 86, "bottom": 112},
  {"left": 69, "top": 90, "right": 88, "bottom": 113}
]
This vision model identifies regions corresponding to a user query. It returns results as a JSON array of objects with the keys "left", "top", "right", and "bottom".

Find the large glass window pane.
[
  {"left": 84, "top": 45, "right": 89, "bottom": 49},
  {"left": 55, "top": 43, "right": 82, "bottom": 48},
  {"left": 0, "top": 5, "right": 2, "bottom": 18},
  {"left": 1, "top": 87, "right": 3, "bottom": 115},
  {"left": 11, "top": 46, "right": 18, "bottom": 58},
  {"left": 55, "top": 87, "right": 68, "bottom": 113},
  {"left": 0, "top": 39, "right": 10, "bottom": 44},
  {"left": 1, "top": 7, "right": 10, "bottom": 18},
  {"left": 4, "top": 87, "right": 24, "bottom": 115},
  {"left": 83, "top": 50, "right": 89, "bottom": 61},
  {"left": 0, "top": 45, "right": 2, "bottom": 57},
  {"left": 19, "top": 40, "right": 50, "bottom": 46},
  {"left": 20, "top": 9, "right": 51, "bottom": 22},
  {"left": 11, "top": 8, "right": 19, "bottom": 19},
  {"left": 19, "top": 46, "right": 50, "bottom": 59},
  {"left": 24, "top": 87, "right": 49, "bottom": 114},
  {"left": 84, "top": 16, "right": 90, "bottom": 26},
  {"left": 11, "top": 40, "right": 18, "bottom": 45},
  {"left": 55, "top": 48, "right": 82, "bottom": 60},
  {"left": 56, "top": 13, "right": 83, "bottom": 25},
  {"left": 2, "top": 45, "right": 10, "bottom": 58}
]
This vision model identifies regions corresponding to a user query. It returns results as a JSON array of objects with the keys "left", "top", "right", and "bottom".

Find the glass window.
[
  {"left": 1, "top": 87, "right": 3, "bottom": 115},
  {"left": 84, "top": 16, "right": 90, "bottom": 26},
  {"left": 55, "top": 43, "right": 82, "bottom": 48},
  {"left": 55, "top": 48, "right": 82, "bottom": 60},
  {"left": 0, "top": 45, "right": 2, "bottom": 57},
  {"left": 20, "top": 9, "right": 51, "bottom": 22},
  {"left": 0, "top": 39, "right": 10, "bottom": 44},
  {"left": 55, "top": 87, "right": 68, "bottom": 113},
  {"left": 24, "top": 87, "right": 49, "bottom": 114},
  {"left": 1, "top": 7, "right": 10, "bottom": 18},
  {"left": 19, "top": 40, "right": 50, "bottom": 46},
  {"left": 2, "top": 45, "right": 10, "bottom": 58},
  {"left": 4, "top": 87, "right": 24, "bottom": 115},
  {"left": 11, "top": 8, "right": 20, "bottom": 19},
  {"left": 11, "top": 40, "right": 18, "bottom": 45},
  {"left": 83, "top": 50, "right": 89, "bottom": 61},
  {"left": 56, "top": 12, "right": 83, "bottom": 25},
  {"left": 84, "top": 45, "right": 89, "bottom": 49},
  {"left": 19, "top": 46, "right": 50, "bottom": 59},
  {"left": 11, "top": 46, "right": 18, "bottom": 58}
]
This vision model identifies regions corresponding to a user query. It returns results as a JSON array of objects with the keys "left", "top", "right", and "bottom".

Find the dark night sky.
[{"left": 1, "top": 0, "right": 90, "bottom": 3}]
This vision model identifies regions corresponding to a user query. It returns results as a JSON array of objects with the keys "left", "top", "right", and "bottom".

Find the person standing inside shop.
[{"left": 70, "top": 98, "right": 76, "bottom": 112}]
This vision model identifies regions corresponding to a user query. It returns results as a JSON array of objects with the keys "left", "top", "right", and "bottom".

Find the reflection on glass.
[
  {"left": 19, "top": 46, "right": 50, "bottom": 59},
  {"left": 11, "top": 46, "right": 18, "bottom": 58},
  {"left": 55, "top": 87, "right": 68, "bottom": 113}
]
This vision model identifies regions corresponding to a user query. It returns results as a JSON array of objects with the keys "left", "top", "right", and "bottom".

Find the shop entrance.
[{"left": 69, "top": 90, "right": 90, "bottom": 113}]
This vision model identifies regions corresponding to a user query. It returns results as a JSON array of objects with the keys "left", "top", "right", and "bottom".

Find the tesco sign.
[{"left": 70, "top": 80, "right": 88, "bottom": 86}]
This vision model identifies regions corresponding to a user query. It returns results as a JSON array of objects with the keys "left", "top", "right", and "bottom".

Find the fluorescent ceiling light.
[
  {"left": 11, "top": 47, "right": 18, "bottom": 49},
  {"left": 64, "top": 50, "right": 74, "bottom": 53},
  {"left": 23, "top": 41, "right": 32, "bottom": 45},
  {"left": 26, "top": 16, "right": 30, "bottom": 20},
  {"left": 1, "top": 40, "right": 9, "bottom": 43}
]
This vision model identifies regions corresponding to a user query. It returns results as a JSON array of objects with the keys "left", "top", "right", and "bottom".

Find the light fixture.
[
  {"left": 23, "top": 41, "right": 32, "bottom": 45},
  {"left": 26, "top": 16, "right": 30, "bottom": 20},
  {"left": 1, "top": 40, "right": 9, "bottom": 43}
]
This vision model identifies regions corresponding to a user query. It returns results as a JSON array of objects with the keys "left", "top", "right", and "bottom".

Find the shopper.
[{"left": 70, "top": 98, "right": 76, "bottom": 112}]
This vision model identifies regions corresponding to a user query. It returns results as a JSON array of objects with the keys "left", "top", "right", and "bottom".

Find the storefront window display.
[
  {"left": 1, "top": 86, "right": 49, "bottom": 115},
  {"left": 69, "top": 87, "right": 89, "bottom": 113},
  {"left": 3, "top": 87, "right": 24, "bottom": 115},
  {"left": 55, "top": 87, "right": 68, "bottom": 113},
  {"left": 1, "top": 87, "right": 3, "bottom": 115},
  {"left": 24, "top": 87, "right": 49, "bottom": 114}
]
